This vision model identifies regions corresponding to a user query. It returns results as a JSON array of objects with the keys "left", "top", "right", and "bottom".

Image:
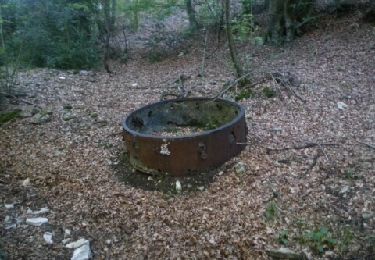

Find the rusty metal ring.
[{"left": 123, "top": 98, "right": 247, "bottom": 176}]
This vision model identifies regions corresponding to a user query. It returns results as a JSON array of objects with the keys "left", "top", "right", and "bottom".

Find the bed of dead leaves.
[{"left": 1, "top": 14, "right": 374, "bottom": 259}]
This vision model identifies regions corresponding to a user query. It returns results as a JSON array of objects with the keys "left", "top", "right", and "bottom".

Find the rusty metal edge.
[{"left": 122, "top": 97, "right": 246, "bottom": 140}]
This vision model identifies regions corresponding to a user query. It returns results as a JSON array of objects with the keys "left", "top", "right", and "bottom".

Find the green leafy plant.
[
  {"left": 301, "top": 227, "right": 337, "bottom": 255},
  {"left": 232, "top": 14, "right": 255, "bottom": 42},
  {"left": 262, "top": 87, "right": 277, "bottom": 98},
  {"left": 265, "top": 201, "right": 278, "bottom": 222},
  {"left": 338, "top": 227, "right": 354, "bottom": 253},
  {"left": 235, "top": 88, "right": 253, "bottom": 101},
  {"left": 278, "top": 230, "right": 289, "bottom": 245},
  {"left": 0, "top": 110, "right": 20, "bottom": 126}
]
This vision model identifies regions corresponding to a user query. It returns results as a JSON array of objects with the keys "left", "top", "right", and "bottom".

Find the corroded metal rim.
[{"left": 122, "top": 98, "right": 247, "bottom": 176}]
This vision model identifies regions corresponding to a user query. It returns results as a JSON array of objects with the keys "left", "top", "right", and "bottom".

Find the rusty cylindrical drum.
[{"left": 122, "top": 98, "right": 247, "bottom": 176}]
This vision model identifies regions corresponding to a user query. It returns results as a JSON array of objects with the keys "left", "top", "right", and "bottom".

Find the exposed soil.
[{"left": 1, "top": 14, "right": 374, "bottom": 259}]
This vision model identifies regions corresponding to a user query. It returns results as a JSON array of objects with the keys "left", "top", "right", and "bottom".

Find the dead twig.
[
  {"left": 200, "top": 28, "right": 208, "bottom": 78},
  {"left": 210, "top": 72, "right": 257, "bottom": 101},
  {"left": 269, "top": 72, "right": 306, "bottom": 103},
  {"left": 305, "top": 150, "right": 321, "bottom": 174},
  {"left": 355, "top": 140, "right": 375, "bottom": 150},
  {"left": 266, "top": 142, "right": 339, "bottom": 154}
]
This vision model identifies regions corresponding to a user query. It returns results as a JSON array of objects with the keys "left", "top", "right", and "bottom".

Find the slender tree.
[
  {"left": 186, "top": 0, "right": 198, "bottom": 30},
  {"left": 224, "top": 0, "right": 243, "bottom": 78}
]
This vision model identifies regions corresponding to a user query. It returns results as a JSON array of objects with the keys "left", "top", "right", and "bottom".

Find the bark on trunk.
[
  {"left": 186, "top": 0, "right": 198, "bottom": 30},
  {"left": 267, "top": 0, "right": 313, "bottom": 44},
  {"left": 224, "top": 0, "right": 243, "bottom": 78}
]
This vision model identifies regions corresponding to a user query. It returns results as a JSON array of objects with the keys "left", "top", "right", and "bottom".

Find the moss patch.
[{"left": 0, "top": 110, "right": 21, "bottom": 126}]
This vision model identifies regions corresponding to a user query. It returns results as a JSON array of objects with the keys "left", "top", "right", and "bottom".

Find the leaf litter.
[{"left": 0, "top": 15, "right": 374, "bottom": 259}]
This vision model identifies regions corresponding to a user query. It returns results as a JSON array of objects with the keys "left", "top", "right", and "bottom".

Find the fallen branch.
[
  {"left": 266, "top": 142, "right": 339, "bottom": 154},
  {"left": 269, "top": 73, "right": 306, "bottom": 103},
  {"left": 210, "top": 73, "right": 265, "bottom": 101},
  {"left": 355, "top": 140, "right": 375, "bottom": 150}
]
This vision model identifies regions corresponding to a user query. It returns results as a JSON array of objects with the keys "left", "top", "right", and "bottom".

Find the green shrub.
[{"left": 301, "top": 227, "right": 337, "bottom": 255}]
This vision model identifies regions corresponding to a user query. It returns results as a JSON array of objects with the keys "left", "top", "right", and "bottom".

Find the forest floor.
[{"left": 1, "top": 15, "right": 374, "bottom": 259}]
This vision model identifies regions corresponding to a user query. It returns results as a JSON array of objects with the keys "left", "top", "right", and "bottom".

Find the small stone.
[
  {"left": 63, "top": 111, "right": 76, "bottom": 121},
  {"left": 340, "top": 186, "right": 350, "bottom": 194},
  {"left": 337, "top": 102, "right": 348, "bottom": 110},
  {"left": 5, "top": 203, "right": 14, "bottom": 209},
  {"left": 267, "top": 247, "right": 304, "bottom": 259},
  {"left": 131, "top": 83, "right": 138, "bottom": 87},
  {"left": 197, "top": 186, "right": 205, "bottom": 191},
  {"left": 59, "top": 76, "right": 66, "bottom": 80},
  {"left": 27, "top": 207, "right": 49, "bottom": 215},
  {"left": 5, "top": 223, "right": 17, "bottom": 230},
  {"left": 26, "top": 217, "right": 48, "bottom": 226},
  {"left": 22, "top": 178, "right": 30, "bottom": 187},
  {"left": 62, "top": 238, "right": 72, "bottom": 245},
  {"left": 362, "top": 212, "right": 373, "bottom": 220},
  {"left": 31, "top": 111, "right": 52, "bottom": 124},
  {"left": 324, "top": 251, "right": 336, "bottom": 257},
  {"left": 147, "top": 176, "right": 153, "bottom": 181},
  {"left": 63, "top": 104, "right": 73, "bottom": 110},
  {"left": 175, "top": 180, "right": 182, "bottom": 193},
  {"left": 105, "top": 239, "right": 111, "bottom": 245},
  {"left": 43, "top": 232, "right": 53, "bottom": 244},
  {"left": 65, "top": 229, "right": 71, "bottom": 236},
  {"left": 79, "top": 70, "right": 90, "bottom": 76},
  {"left": 234, "top": 162, "right": 247, "bottom": 174},
  {"left": 66, "top": 238, "right": 89, "bottom": 249},
  {"left": 71, "top": 243, "right": 91, "bottom": 260},
  {"left": 4, "top": 215, "right": 11, "bottom": 223}
]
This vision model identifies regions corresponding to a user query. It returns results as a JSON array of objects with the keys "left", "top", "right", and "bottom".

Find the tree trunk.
[
  {"left": 224, "top": 0, "right": 243, "bottom": 78},
  {"left": 267, "top": 0, "right": 313, "bottom": 44},
  {"left": 110, "top": 0, "right": 116, "bottom": 32},
  {"left": 103, "top": 0, "right": 111, "bottom": 73},
  {"left": 186, "top": 0, "right": 198, "bottom": 30}
]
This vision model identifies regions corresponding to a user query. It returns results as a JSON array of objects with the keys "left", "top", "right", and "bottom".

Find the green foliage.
[
  {"left": 300, "top": 227, "right": 337, "bottom": 255},
  {"left": 338, "top": 227, "right": 354, "bottom": 253},
  {"left": 235, "top": 88, "right": 253, "bottom": 101},
  {"left": 278, "top": 230, "right": 289, "bottom": 246},
  {"left": 1, "top": 0, "right": 100, "bottom": 70},
  {"left": 196, "top": 0, "right": 222, "bottom": 28},
  {"left": 0, "top": 110, "right": 21, "bottom": 126},
  {"left": 232, "top": 14, "right": 255, "bottom": 42},
  {"left": 262, "top": 87, "right": 276, "bottom": 98},
  {"left": 265, "top": 200, "right": 278, "bottom": 222}
]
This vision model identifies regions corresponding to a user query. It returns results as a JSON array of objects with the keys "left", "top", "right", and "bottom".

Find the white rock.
[
  {"left": 5, "top": 224, "right": 16, "bottom": 230},
  {"left": 43, "top": 232, "right": 53, "bottom": 244},
  {"left": 5, "top": 203, "right": 14, "bottom": 209},
  {"left": 26, "top": 217, "right": 48, "bottom": 226},
  {"left": 340, "top": 186, "right": 350, "bottom": 194},
  {"left": 337, "top": 102, "right": 348, "bottom": 110},
  {"left": 62, "top": 238, "right": 72, "bottom": 245},
  {"left": 131, "top": 83, "right": 138, "bottom": 87},
  {"left": 59, "top": 76, "right": 66, "bottom": 80},
  {"left": 65, "top": 229, "right": 72, "bottom": 237},
  {"left": 234, "top": 162, "right": 247, "bottom": 174},
  {"left": 71, "top": 243, "right": 91, "bottom": 260},
  {"left": 4, "top": 215, "right": 11, "bottom": 223},
  {"left": 22, "top": 178, "right": 30, "bottom": 187},
  {"left": 175, "top": 180, "right": 182, "bottom": 193},
  {"left": 27, "top": 207, "right": 49, "bottom": 215},
  {"left": 66, "top": 238, "right": 89, "bottom": 249}
]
